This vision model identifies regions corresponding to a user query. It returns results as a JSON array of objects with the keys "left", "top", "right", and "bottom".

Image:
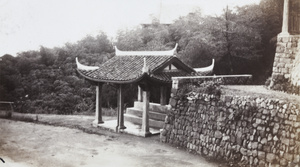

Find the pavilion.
[{"left": 76, "top": 44, "right": 214, "bottom": 137}]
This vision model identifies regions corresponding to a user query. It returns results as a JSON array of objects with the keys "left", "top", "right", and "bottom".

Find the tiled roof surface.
[{"left": 77, "top": 55, "right": 193, "bottom": 83}]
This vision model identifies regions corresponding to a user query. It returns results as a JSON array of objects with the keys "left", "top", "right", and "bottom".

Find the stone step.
[
  {"left": 124, "top": 114, "right": 165, "bottom": 129},
  {"left": 126, "top": 108, "right": 166, "bottom": 121},
  {"left": 133, "top": 101, "right": 171, "bottom": 114}
]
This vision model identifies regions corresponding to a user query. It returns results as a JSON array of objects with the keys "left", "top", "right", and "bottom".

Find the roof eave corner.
[
  {"left": 193, "top": 59, "right": 215, "bottom": 73},
  {"left": 76, "top": 57, "right": 99, "bottom": 71},
  {"left": 114, "top": 46, "right": 121, "bottom": 56}
]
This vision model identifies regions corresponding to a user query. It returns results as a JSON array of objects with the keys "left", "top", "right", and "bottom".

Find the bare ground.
[
  {"left": 222, "top": 85, "right": 300, "bottom": 104},
  {"left": 0, "top": 114, "right": 219, "bottom": 167}
]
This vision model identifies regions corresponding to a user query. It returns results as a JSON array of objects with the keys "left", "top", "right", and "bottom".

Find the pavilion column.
[
  {"left": 280, "top": 0, "right": 290, "bottom": 36},
  {"left": 160, "top": 86, "right": 167, "bottom": 105},
  {"left": 93, "top": 83, "right": 104, "bottom": 127},
  {"left": 141, "top": 89, "right": 151, "bottom": 137},
  {"left": 116, "top": 84, "right": 126, "bottom": 132},
  {"left": 137, "top": 86, "right": 143, "bottom": 102}
]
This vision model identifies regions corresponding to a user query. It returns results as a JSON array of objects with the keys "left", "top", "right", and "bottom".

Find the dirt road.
[{"left": 0, "top": 119, "right": 218, "bottom": 167}]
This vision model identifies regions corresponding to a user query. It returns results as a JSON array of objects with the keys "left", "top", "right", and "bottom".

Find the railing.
[{"left": 0, "top": 101, "right": 14, "bottom": 118}]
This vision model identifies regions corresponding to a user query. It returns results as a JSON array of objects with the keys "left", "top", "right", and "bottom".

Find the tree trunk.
[{"left": 224, "top": 5, "right": 234, "bottom": 74}]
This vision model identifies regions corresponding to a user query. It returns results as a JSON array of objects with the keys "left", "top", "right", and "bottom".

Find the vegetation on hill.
[{"left": 0, "top": 0, "right": 284, "bottom": 114}]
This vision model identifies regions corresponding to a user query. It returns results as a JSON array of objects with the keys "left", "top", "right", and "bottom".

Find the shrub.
[{"left": 177, "top": 79, "right": 222, "bottom": 100}]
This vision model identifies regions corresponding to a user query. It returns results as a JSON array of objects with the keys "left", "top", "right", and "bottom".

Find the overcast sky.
[{"left": 0, "top": 0, "right": 261, "bottom": 56}]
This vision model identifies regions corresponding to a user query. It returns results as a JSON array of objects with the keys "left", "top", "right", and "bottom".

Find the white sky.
[{"left": 0, "top": 0, "right": 261, "bottom": 56}]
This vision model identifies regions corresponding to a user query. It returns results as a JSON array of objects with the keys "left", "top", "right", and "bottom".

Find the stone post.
[
  {"left": 93, "top": 83, "right": 104, "bottom": 127},
  {"left": 160, "top": 86, "right": 167, "bottom": 105},
  {"left": 137, "top": 86, "right": 143, "bottom": 102},
  {"left": 141, "top": 90, "right": 151, "bottom": 137},
  {"left": 116, "top": 84, "right": 126, "bottom": 132},
  {"left": 280, "top": 0, "right": 290, "bottom": 36}
]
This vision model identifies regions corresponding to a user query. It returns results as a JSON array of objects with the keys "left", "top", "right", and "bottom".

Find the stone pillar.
[
  {"left": 160, "top": 86, "right": 167, "bottom": 105},
  {"left": 93, "top": 83, "right": 104, "bottom": 127},
  {"left": 141, "top": 90, "right": 151, "bottom": 137},
  {"left": 280, "top": 0, "right": 290, "bottom": 36},
  {"left": 137, "top": 86, "right": 143, "bottom": 102},
  {"left": 116, "top": 84, "right": 126, "bottom": 132}
]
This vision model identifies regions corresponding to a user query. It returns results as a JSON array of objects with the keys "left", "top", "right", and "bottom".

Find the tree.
[
  {"left": 115, "top": 28, "right": 145, "bottom": 51},
  {"left": 78, "top": 32, "right": 114, "bottom": 54},
  {"left": 0, "top": 55, "right": 19, "bottom": 100},
  {"left": 116, "top": 23, "right": 174, "bottom": 52},
  {"left": 259, "top": 0, "right": 283, "bottom": 77},
  {"left": 169, "top": 11, "right": 221, "bottom": 68},
  {"left": 40, "top": 47, "right": 55, "bottom": 67}
]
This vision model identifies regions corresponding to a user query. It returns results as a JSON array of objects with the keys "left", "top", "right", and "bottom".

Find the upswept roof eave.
[
  {"left": 76, "top": 57, "right": 99, "bottom": 71},
  {"left": 194, "top": 59, "right": 215, "bottom": 72}
]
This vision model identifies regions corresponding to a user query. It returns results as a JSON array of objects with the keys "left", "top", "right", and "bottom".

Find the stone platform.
[
  {"left": 94, "top": 119, "right": 161, "bottom": 137},
  {"left": 124, "top": 102, "right": 169, "bottom": 129}
]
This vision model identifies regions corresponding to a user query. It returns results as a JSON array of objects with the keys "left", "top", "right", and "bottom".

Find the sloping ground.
[
  {"left": 0, "top": 116, "right": 219, "bottom": 167},
  {"left": 7, "top": 113, "right": 117, "bottom": 136},
  {"left": 222, "top": 85, "right": 300, "bottom": 104}
]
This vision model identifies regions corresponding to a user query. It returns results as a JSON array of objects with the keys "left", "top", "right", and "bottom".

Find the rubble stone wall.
[
  {"left": 161, "top": 84, "right": 300, "bottom": 166},
  {"left": 270, "top": 35, "right": 300, "bottom": 94}
]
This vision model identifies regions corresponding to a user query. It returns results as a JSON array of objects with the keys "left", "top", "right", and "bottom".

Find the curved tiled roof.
[{"left": 77, "top": 55, "right": 195, "bottom": 83}]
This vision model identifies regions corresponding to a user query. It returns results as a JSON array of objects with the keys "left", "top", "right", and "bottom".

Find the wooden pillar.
[
  {"left": 137, "top": 86, "right": 143, "bottom": 102},
  {"left": 160, "top": 86, "right": 167, "bottom": 105},
  {"left": 116, "top": 84, "right": 126, "bottom": 132},
  {"left": 93, "top": 83, "right": 104, "bottom": 127},
  {"left": 280, "top": 0, "right": 290, "bottom": 36},
  {"left": 141, "top": 89, "right": 151, "bottom": 137}
]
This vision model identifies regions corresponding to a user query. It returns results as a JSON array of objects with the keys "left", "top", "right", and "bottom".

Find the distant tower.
[{"left": 141, "top": 0, "right": 172, "bottom": 28}]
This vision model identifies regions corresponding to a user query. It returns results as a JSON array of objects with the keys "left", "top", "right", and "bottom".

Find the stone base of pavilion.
[{"left": 94, "top": 120, "right": 161, "bottom": 137}]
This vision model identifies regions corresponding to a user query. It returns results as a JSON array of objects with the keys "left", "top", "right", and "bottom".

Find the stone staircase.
[{"left": 124, "top": 102, "right": 170, "bottom": 129}]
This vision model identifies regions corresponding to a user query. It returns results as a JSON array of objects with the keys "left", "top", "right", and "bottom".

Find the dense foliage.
[
  {"left": 0, "top": 0, "right": 283, "bottom": 114},
  {"left": 0, "top": 33, "right": 118, "bottom": 114}
]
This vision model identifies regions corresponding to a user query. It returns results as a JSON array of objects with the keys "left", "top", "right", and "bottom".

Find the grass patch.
[
  {"left": 74, "top": 108, "right": 117, "bottom": 116},
  {"left": 102, "top": 108, "right": 117, "bottom": 116},
  {"left": 0, "top": 110, "right": 12, "bottom": 118},
  {"left": 10, "top": 113, "right": 38, "bottom": 122}
]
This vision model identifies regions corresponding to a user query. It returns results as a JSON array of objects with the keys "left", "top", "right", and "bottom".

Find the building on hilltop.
[
  {"left": 76, "top": 44, "right": 214, "bottom": 137},
  {"left": 140, "top": 0, "right": 199, "bottom": 28}
]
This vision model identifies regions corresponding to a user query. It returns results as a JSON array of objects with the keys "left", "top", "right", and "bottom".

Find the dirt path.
[{"left": 0, "top": 119, "right": 219, "bottom": 167}]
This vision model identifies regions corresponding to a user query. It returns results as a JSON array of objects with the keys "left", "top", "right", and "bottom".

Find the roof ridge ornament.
[
  {"left": 142, "top": 57, "right": 149, "bottom": 73},
  {"left": 76, "top": 57, "right": 99, "bottom": 71},
  {"left": 115, "top": 43, "right": 178, "bottom": 56}
]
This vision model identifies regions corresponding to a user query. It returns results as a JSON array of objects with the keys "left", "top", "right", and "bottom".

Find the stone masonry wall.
[
  {"left": 161, "top": 84, "right": 300, "bottom": 166},
  {"left": 269, "top": 35, "right": 300, "bottom": 94}
]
